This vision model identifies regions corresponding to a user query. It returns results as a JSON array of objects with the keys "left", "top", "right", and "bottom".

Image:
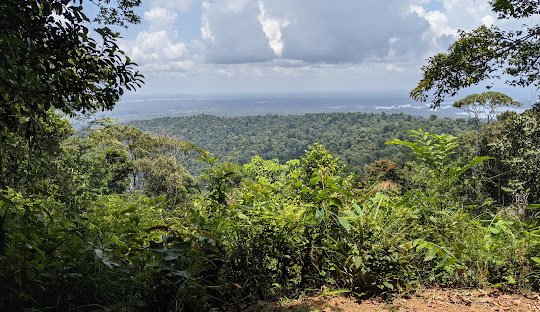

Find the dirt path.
[{"left": 248, "top": 289, "right": 540, "bottom": 312}]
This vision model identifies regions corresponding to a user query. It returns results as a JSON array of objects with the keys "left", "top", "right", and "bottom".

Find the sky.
[{"left": 94, "top": 0, "right": 532, "bottom": 96}]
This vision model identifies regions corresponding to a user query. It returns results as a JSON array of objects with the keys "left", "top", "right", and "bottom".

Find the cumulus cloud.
[
  {"left": 201, "top": 0, "right": 276, "bottom": 63},
  {"left": 123, "top": 7, "right": 192, "bottom": 72},
  {"left": 149, "top": 0, "right": 203, "bottom": 13},
  {"left": 124, "top": 0, "right": 534, "bottom": 93},
  {"left": 128, "top": 0, "right": 506, "bottom": 72},
  {"left": 200, "top": 0, "right": 432, "bottom": 64},
  {"left": 144, "top": 7, "right": 177, "bottom": 31},
  {"left": 257, "top": 0, "right": 289, "bottom": 56},
  {"left": 437, "top": 0, "right": 494, "bottom": 29},
  {"left": 266, "top": 0, "right": 431, "bottom": 63},
  {"left": 411, "top": 0, "right": 500, "bottom": 51}
]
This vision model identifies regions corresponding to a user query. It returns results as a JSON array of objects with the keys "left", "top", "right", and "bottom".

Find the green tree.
[
  {"left": 386, "top": 129, "right": 490, "bottom": 202},
  {"left": 453, "top": 91, "right": 521, "bottom": 123},
  {"left": 0, "top": 110, "right": 73, "bottom": 191},
  {"left": 87, "top": 121, "right": 204, "bottom": 203},
  {"left": 52, "top": 136, "right": 133, "bottom": 209},
  {"left": 131, "top": 113, "right": 475, "bottom": 174},
  {"left": 0, "top": 0, "right": 143, "bottom": 118},
  {"left": 0, "top": 0, "right": 143, "bottom": 189},
  {"left": 411, "top": 1, "right": 540, "bottom": 106},
  {"left": 477, "top": 109, "right": 540, "bottom": 207}
]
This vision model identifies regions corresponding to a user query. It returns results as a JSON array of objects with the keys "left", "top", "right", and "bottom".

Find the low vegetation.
[{"left": 1, "top": 108, "right": 539, "bottom": 311}]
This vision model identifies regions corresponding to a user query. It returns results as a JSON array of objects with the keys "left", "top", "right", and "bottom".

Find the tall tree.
[
  {"left": 453, "top": 91, "right": 521, "bottom": 123},
  {"left": 411, "top": 0, "right": 540, "bottom": 107},
  {"left": 0, "top": 0, "right": 143, "bottom": 136},
  {"left": 0, "top": 0, "right": 143, "bottom": 188}
]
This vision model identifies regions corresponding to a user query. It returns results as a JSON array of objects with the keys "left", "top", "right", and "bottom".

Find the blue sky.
[{"left": 87, "top": 0, "right": 528, "bottom": 96}]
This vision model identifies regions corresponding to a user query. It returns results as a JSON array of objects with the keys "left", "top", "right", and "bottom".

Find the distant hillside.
[{"left": 131, "top": 112, "right": 476, "bottom": 172}]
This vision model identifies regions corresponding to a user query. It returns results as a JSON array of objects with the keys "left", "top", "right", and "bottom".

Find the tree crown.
[{"left": 411, "top": 1, "right": 540, "bottom": 107}]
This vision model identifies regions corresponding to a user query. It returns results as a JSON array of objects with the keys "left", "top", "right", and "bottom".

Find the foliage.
[
  {"left": 131, "top": 113, "right": 475, "bottom": 174},
  {"left": 51, "top": 135, "right": 133, "bottom": 209},
  {"left": 363, "top": 159, "right": 400, "bottom": 187},
  {"left": 475, "top": 109, "right": 540, "bottom": 206},
  {"left": 0, "top": 0, "right": 143, "bottom": 115},
  {"left": 411, "top": 1, "right": 540, "bottom": 106},
  {"left": 387, "top": 129, "right": 490, "bottom": 190},
  {"left": 2, "top": 0, "right": 539, "bottom": 307},
  {"left": 0, "top": 109, "right": 73, "bottom": 191},
  {"left": 90, "top": 0, "right": 143, "bottom": 27},
  {"left": 84, "top": 121, "right": 206, "bottom": 204},
  {"left": 453, "top": 91, "right": 521, "bottom": 123},
  {"left": 491, "top": 0, "right": 540, "bottom": 19},
  {"left": 0, "top": 0, "right": 143, "bottom": 199},
  {"left": 1, "top": 118, "right": 540, "bottom": 310},
  {"left": 0, "top": 0, "right": 143, "bottom": 178},
  {"left": 189, "top": 139, "right": 539, "bottom": 305},
  {"left": 0, "top": 187, "right": 222, "bottom": 311}
]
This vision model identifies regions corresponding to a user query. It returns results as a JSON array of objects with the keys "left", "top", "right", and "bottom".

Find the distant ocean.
[{"left": 98, "top": 93, "right": 530, "bottom": 122}]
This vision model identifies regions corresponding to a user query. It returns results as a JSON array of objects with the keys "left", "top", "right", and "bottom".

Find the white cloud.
[
  {"left": 144, "top": 7, "right": 178, "bottom": 32},
  {"left": 257, "top": 0, "right": 289, "bottom": 56},
  {"left": 200, "top": 1, "right": 214, "bottom": 42},
  {"left": 270, "top": 0, "right": 431, "bottom": 63},
  {"left": 409, "top": 0, "right": 501, "bottom": 53},
  {"left": 437, "top": 0, "right": 493, "bottom": 27},
  {"left": 386, "top": 63, "right": 405, "bottom": 73},
  {"left": 410, "top": 5, "right": 455, "bottom": 37},
  {"left": 139, "top": 60, "right": 422, "bottom": 94},
  {"left": 123, "top": 0, "right": 540, "bottom": 93},
  {"left": 149, "top": 0, "right": 203, "bottom": 13},
  {"left": 123, "top": 7, "right": 192, "bottom": 72},
  {"left": 200, "top": 0, "right": 275, "bottom": 63},
  {"left": 481, "top": 15, "right": 496, "bottom": 27},
  {"left": 200, "top": 0, "right": 432, "bottom": 64}
]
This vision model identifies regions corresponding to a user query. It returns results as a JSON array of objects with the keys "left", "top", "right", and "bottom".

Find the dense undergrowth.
[{"left": 1, "top": 108, "right": 540, "bottom": 311}]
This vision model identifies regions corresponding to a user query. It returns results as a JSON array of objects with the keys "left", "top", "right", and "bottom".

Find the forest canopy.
[{"left": 130, "top": 113, "right": 476, "bottom": 174}]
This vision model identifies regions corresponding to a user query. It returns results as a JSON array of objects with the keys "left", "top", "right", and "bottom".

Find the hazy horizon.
[{"left": 102, "top": 91, "right": 534, "bottom": 122}]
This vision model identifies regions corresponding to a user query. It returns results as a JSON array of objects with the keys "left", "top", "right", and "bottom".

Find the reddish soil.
[{"left": 244, "top": 289, "right": 540, "bottom": 312}]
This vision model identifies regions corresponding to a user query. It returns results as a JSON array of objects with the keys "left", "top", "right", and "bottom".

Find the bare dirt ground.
[{"left": 244, "top": 289, "right": 540, "bottom": 312}]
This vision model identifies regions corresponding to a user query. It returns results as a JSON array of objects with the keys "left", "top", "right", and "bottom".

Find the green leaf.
[
  {"left": 505, "top": 276, "right": 516, "bottom": 285},
  {"left": 338, "top": 217, "right": 352, "bottom": 232},
  {"left": 320, "top": 288, "right": 351, "bottom": 296},
  {"left": 102, "top": 259, "right": 120, "bottom": 269},
  {"left": 353, "top": 203, "right": 363, "bottom": 215},
  {"left": 94, "top": 248, "right": 104, "bottom": 259},
  {"left": 528, "top": 204, "right": 540, "bottom": 210},
  {"left": 415, "top": 240, "right": 428, "bottom": 252},
  {"left": 110, "top": 234, "right": 127, "bottom": 247},
  {"left": 170, "top": 270, "right": 190, "bottom": 278},
  {"left": 329, "top": 197, "right": 343, "bottom": 208},
  {"left": 164, "top": 253, "right": 180, "bottom": 261},
  {"left": 353, "top": 256, "right": 362, "bottom": 269},
  {"left": 382, "top": 281, "right": 394, "bottom": 290},
  {"left": 237, "top": 212, "right": 249, "bottom": 220},
  {"left": 315, "top": 208, "right": 325, "bottom": 222},
  {"left": 309, "top": 176, "right": 321, "bottom": 185},
  {"left": 424, "top": 247, "right": 438, "bottom": 262},
  {"left": 149, "top": 241, "right": 166, "bottom": 253}
]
